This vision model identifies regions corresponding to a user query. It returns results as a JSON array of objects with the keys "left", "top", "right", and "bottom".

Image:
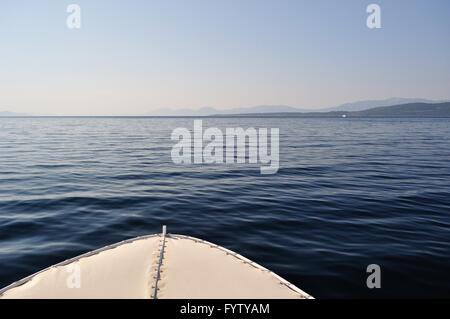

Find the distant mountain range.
[
  {"left": 149, "top": 105, "right": 307, "bottom": 116},
  {"left": 1, "top": 98, "right": 449, "bottom": 117},
  {"left": 350, "top": 102, "right": 450, "bottom": 117},
  {"left": 217, "top": 102, "right": 450, "bottom": 118},
  {"left": 321, "top": 97, "right": 449, "bottom": 112},
  {"left": 147, "top": 97, "right": 448, "bottom": 116},
  {"left": 0, "top": 111, "right": 29, "bottom": 117}
]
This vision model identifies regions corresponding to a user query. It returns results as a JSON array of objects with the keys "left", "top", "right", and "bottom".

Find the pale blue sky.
[{"left": 1, "top": 0, "right": 449, "bottom": 115}]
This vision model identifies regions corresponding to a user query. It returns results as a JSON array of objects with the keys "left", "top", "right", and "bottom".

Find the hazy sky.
[{"left": 1, "top": 0, "right": 450, "bottom": 115}]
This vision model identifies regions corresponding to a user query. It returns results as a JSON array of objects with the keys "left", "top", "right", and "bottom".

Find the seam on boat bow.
[{"left": 150, "top": 225, "right": 167, "bottom": 299}]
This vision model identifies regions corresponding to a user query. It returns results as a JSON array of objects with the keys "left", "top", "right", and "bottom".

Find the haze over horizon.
[{"left": 1, "top": 0, "right": 450, "bottom": 116}]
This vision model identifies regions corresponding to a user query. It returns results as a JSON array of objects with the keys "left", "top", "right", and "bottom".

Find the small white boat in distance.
[{"left": 0, "top": 226, "right": 313, "bottom": 299}]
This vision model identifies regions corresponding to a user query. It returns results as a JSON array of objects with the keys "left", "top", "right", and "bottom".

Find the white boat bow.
[{"left": 0, "top": 227, "right": 313, "bottom": 299}]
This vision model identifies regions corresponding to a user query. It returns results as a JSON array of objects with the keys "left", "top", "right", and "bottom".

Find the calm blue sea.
[{"left": 1, "top": 117, "right": 449, "bottom": 298}]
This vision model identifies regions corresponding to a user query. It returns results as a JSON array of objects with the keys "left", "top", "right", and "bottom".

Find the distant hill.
[
  {"left": 149, "top": 105, "right": 306, "bottom": 116},
  {"left": 323, "top": 97, "right": 448, "bottom": 112},
  {"left": 0, "top": 111, "right": 29, "bottom": 117},
  {"left": 148, "top": 98, "right": 447, "bottom": 115},
  {"left": 223, "top": 105, "right": 306, "bottom": 114},
  {"left": 215, "top": 102, "right": 450, "bottom": 118},
  {"left": 3, "top": 99, "right": 450, "bottom": 117},
  {"left": 351, "top": 102, "right": 450, "bottom": 117}
]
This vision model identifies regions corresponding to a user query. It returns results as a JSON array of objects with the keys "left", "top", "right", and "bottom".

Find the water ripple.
[{"left": 1, "top": 117, "right": 450, "bottom": 298}]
